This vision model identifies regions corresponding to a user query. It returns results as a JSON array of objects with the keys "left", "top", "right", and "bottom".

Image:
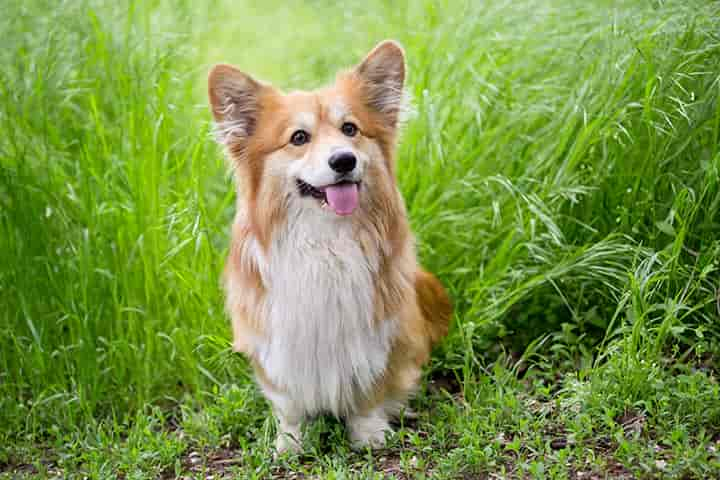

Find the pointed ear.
[
  {"left": 208, "top": 64, "right": 263, "bottom": 144},
  {"left": 353, "top": 40, "right": 406, "bottom": 126}
]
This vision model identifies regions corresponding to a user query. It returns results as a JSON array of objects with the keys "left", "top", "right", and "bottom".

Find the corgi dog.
[{"left": 207, "top": 40, "right": 452, "bottom": 452}]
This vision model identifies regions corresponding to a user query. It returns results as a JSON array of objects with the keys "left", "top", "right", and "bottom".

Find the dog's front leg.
[
  {"left": 262, "top": 386, "right": 304, "bottom": 455},
  {"left": 274, "top": 408, "right": 303, "bottom": 454}
]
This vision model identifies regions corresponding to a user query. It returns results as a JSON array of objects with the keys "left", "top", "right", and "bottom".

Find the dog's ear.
[
  {"left": 208, "top": 64, "right": 264, "bottom": 144},
  {"left": 353, "top": 40, "right": 406, "bottom": 127}
]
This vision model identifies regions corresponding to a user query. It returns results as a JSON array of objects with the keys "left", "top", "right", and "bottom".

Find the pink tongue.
[{"left": 324, "top": 183, "right": 359, "bottom": 216}]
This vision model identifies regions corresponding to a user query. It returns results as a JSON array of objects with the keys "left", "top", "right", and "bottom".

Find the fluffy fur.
[{"left": 207, "top": 40, "right": 452, "bottom": 452}]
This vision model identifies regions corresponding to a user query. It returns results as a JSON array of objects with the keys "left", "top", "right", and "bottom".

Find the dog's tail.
[{"left": 415, "top": 269, "right": 452, "bottom": 346}]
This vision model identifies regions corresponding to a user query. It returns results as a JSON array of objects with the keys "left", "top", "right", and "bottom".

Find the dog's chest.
[{"left": 255, "top": 215, "right": 395, "bottom": 415}]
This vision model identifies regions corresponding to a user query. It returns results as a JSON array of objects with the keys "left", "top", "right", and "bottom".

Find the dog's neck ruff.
[{"left": 252, "top": 205, "right": 397, "bottom": 416}]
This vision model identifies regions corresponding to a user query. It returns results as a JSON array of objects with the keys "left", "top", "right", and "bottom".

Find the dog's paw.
[
  {"left": 348, "top": 413, "right": 392, "bottom": 450},
  {"left": 350, "top": 428, "right": 390, "bottom": 450},
  {"left": 274, "top": 431, "right": 302, "bottom": 457}
]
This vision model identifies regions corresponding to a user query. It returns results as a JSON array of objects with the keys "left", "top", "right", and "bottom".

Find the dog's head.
[{"left": 208, "top": 41, "right": 406, "bottom": 236}]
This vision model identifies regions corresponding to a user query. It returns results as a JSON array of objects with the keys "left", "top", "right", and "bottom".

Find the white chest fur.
[{"left": 253, "top": 208, "right": 397, "bottom": 416}]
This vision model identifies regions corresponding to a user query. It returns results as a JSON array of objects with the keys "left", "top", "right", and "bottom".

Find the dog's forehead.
[
  {"left": 317, "top": 87, "right": 350, "bottom": 123},
  {"left": 323, "top": 97, "right": 349, "bottom": 124},
  {"left": 283, "top": 90, "right": 349, "bottom": 126},
  {"left": 281, "top": 92, "right": 317, "bottom": 128}
]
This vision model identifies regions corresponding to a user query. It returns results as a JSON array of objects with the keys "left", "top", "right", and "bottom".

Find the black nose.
[{"left": 328, "top": 151, "right": 357, "bottom": 173}]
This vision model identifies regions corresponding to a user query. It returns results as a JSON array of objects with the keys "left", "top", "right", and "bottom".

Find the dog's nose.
[{"left": 328, "top": 151, "right": 357, "bottom": 173}]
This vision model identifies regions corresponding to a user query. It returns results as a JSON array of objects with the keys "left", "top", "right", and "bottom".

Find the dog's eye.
[
  {"left": 340, "top": 122, "right": 358, "bottom": 137},
  {"left": 290, "top": 130, "right": 311, "bottom": 146}
]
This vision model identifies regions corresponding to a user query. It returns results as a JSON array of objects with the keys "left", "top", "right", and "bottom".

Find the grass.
[{"left": 1, "top": 0, "right": 719, "bottom": 477}]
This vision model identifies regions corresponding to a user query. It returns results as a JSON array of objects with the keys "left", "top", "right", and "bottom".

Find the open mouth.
[{"left": 297, "top": 179, "right": 360, "bottom": 216}]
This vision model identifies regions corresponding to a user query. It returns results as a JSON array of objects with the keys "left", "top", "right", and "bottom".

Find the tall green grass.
[{"left": 1, "top": 0, "right": 718, "bottom": 467}]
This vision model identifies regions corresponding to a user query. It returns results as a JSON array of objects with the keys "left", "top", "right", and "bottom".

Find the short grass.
[{"left": 1, "top": 0, "right": 719, "bottom": 478}]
